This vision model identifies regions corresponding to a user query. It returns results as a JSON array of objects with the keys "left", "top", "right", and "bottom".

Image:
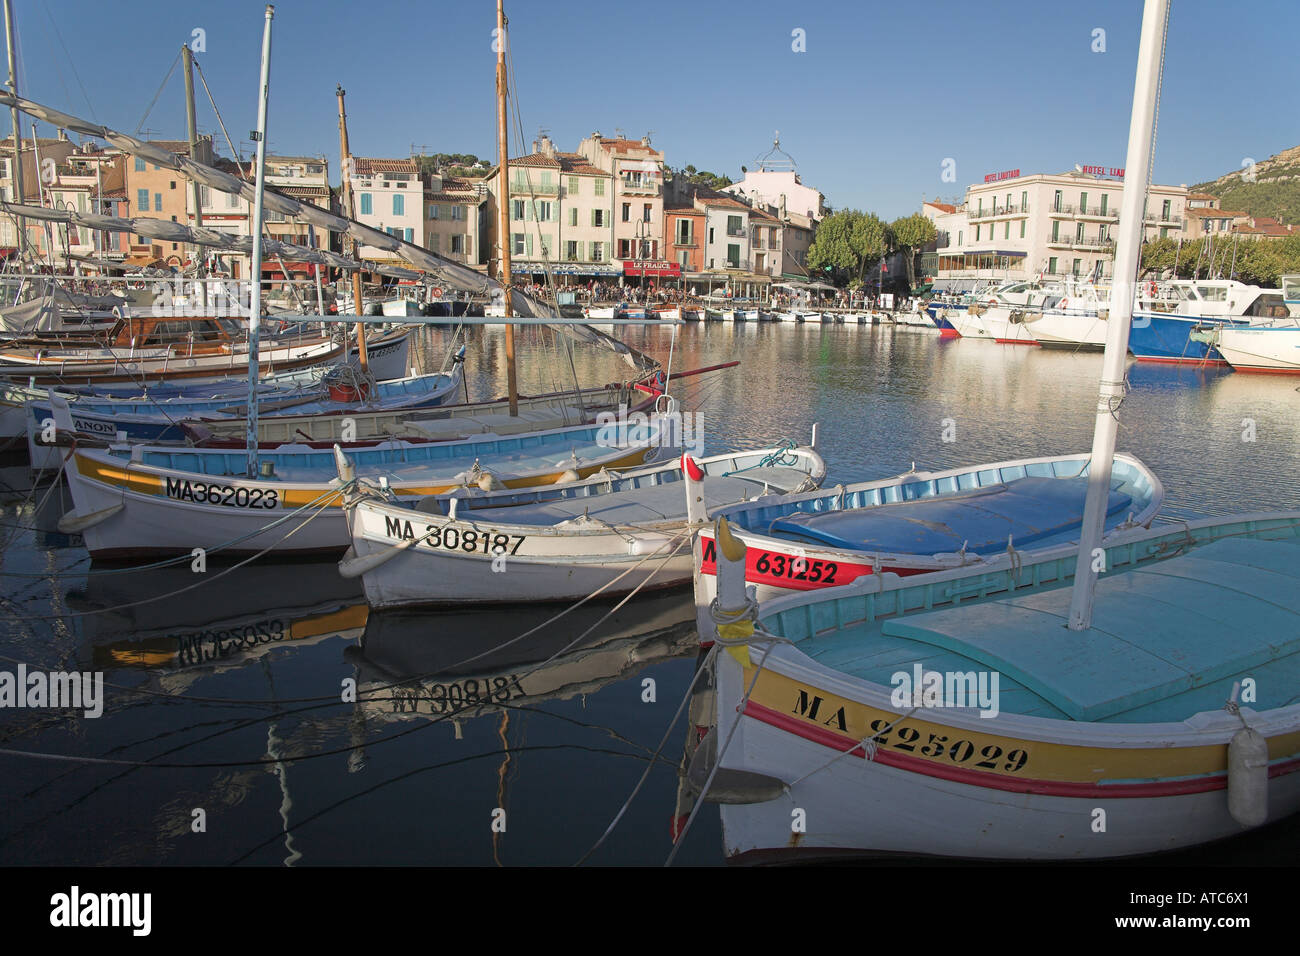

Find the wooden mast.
[
  {"left": 182, "top": 43, "right": 207, "bottom": 311},
  {"left": 496, "top": 0, "right": 517, "bottom": 415},
  {"left": 336, "top": 85, "right": 368, "bottom": 371}
]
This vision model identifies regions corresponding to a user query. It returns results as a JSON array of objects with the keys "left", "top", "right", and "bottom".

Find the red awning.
[
  {"left": 623, "top": 260, "right": 681, "bottom": 278},
  {"left": 262, "top": 261, "right": 316, "bottom": 278}
]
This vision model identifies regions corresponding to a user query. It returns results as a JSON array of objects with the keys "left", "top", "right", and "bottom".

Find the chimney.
[
  {"left": 779, "top": 193, "right": 787, "bottom": 218},
  {"left": 58, "top": 127, "right": 69, "bottom": 141},
  {"left": 592, "top": 131, "right": 602, "bottom": 144},
  {"left": 539, "top": 135, "right": 555, "bottom": 159},
  {"left": 641, "top": 134, "right": 651, "bottom": 147}
]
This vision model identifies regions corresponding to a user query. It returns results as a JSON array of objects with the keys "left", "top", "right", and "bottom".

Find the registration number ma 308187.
[{"left": 384, "top": 514, "right": 525, "bottom": 555}]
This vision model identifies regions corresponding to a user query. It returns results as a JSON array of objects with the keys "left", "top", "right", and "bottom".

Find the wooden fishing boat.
[
  {"left": 27, "top": 365, "right": 464, "bottom": 470},
  {"left": 340, "top": 444, "right": 827, "bottom": 608},
  {"left": 0, "top": 318, "right": 412, "bottom": 386},
  {"left": 60, "top": 417, "right": 670, "bottom": 558},
  {"left": 694, "top": 511, "right": 1300, "bottom": 861},
  {"left": 694, "top": 452, "right": 1163, "bottom": 603},
  {"left": 182, "top": 379, "right": 660, "bottom": 446}
]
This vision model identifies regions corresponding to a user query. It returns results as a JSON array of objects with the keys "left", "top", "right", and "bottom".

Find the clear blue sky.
[{"left": 12, "top": 0, "right": 1299, "bottom": 219}]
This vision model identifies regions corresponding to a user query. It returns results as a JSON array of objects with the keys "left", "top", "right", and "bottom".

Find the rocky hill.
[{"left": 1191, "top": 144, "right": 1300, "bottom": 222}]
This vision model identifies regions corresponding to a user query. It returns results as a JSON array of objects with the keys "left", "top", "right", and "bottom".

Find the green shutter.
[{"left": 526, "top": 234, "right": 533, "bottom": 256}]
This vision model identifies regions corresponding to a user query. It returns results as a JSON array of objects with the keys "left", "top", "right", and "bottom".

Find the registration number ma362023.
[{"left": 165, "top": 477, "right": 279, "bottom": 510}]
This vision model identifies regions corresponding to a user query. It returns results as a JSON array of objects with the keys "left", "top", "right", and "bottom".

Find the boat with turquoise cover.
[{"left": 698, "top": 511, "right": 1300, "bottom": 860}]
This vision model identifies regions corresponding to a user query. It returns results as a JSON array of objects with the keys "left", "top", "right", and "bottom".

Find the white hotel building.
[{"left": 924, "top": 169, "right": 1188, "bottom": 291}]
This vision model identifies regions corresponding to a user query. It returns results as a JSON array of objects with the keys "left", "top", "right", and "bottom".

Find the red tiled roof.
[
  {"left": 556, "top": 152, "right": 605, "bottom": 175},
  {"left": 506, "top": 152, "right": 561, "bottom": 168},
  {"left": 278, "top": 185, "right": 330, "bottom": 199},
  {"left": 697, "top": 193, "right": 750, "bottom": 210},
  {"left": 595, "top": 138, "right": 662, "bottom": 157},
  {"left": 1196, "top": 209, "right": 1247, "bottom": 219},
  {"left": 351, "top": 157, "right": 419, "bottom": 176},
  {"left": 926, "top": 201, "right": 957, "bottom": 213},
  {"left": 749, "top": 205, "right": 780, "bottom": 223},
  {"left": 1186, "top": 192, "right": 1217, "bottom": 201}
]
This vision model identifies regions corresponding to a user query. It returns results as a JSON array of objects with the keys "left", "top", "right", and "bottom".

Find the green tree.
[
  {"left": 806, "top": 210, "right": 861, "bottom": 281},
  {"left": 890, "top": 213, "right": 937, "bottom": 289}
]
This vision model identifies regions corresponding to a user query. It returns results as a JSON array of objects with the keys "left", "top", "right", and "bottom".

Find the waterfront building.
[
  {"left": 262, "top": 155, "right": 333, "bottom": 278},
  {"left": 748, "top": 203, "right": 784, "bottom": 279},
  {"left": 125, "top": 135, "right": 215, "bottom": 267},
  {"left": 926, "top": 169, "right": 1188, "bottom": 290},
  {"left": 576, "top": 132, "right": 673, "bottom": 285},
  {"left": 45, "top": 144, "right": 130, "bottom": 266},
  {"left": 347, "top": 156, "right": 422, "bottom": 262},
  {"left": 424, "top": 171, "right": 490, "bottom": 270},
  {"left": 1184, "top": 205, "right": 1250, "bottom": 239},
  {"left": 721, "top": 136, "right": 827, "bottom": 223},
  {"left": 0, "top": 134, "right": 77, "bottom": 257}
]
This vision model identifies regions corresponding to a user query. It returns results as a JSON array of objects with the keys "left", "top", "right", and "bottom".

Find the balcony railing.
[
  {"left": 673, "top": 237, "right": 697, "bottom": 247},
  {"left": 1049, "top": 203, "right": 1077, "bottom": 216},
  {"left": 512, "top": 181, "right": 560, "bottom": 196},
  {"left": 1143, "top": 212, "right": 1183, "bottom": 225},
  {"left": 969, "top": 203, "right": 1029, "bottom": 220},
  {"left": 619, "top": 179, "right": 660, "bottom": 195},
  {"left": 1076, "top": 204, "right": 1119, "bottom": 219},
  {"left": 725, "top": 228, "right": 745, "bottom": 237}
]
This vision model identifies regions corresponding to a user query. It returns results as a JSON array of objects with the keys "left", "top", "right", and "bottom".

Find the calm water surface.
[{"left": 1, "top": 323, "right": 1297, "bottom": 865}]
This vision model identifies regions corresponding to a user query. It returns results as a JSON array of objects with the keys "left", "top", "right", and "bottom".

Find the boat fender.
[
  {"left": 1227, "top": 727, "right": 1269, "bottom": 827},
  {"left": 477, "top": 471, "right": 504, "bottom": 492},
  {"left": 1060, "top": 297, "right": 1070, "bottom": 310},
  {"left": 555, "top": 468, "right": 581, "bottom": 484},
  {"left": 338, "top": 540, "right": 416, "bottom": 579},
  {"left": 57, "top": 502, "right": 124, "bottom": 534}
]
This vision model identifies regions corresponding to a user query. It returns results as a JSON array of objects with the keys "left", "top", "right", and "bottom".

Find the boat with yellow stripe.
[
  {"left": 61, "top": 417, "right": 668, "bottom": 559},
  {"left": 694, "top": 511, "right": 1300, "bottom": 861}
]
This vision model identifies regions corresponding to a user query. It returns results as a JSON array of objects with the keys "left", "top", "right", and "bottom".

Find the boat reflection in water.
[
  {"left": 348, "top": 591, "right": 697, "bottom": 724},
  {"left": 69, "top": 560, "right": 368, "bottom": 694}
]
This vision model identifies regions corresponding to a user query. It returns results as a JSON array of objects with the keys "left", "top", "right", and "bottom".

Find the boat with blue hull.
[
  {"left": 694, "top": 452, "right": 1162, "bottom": 603},
  {"left": 1128, "top": 280, "right": 1291, "bottom": 365},
  {"left": 26, "top": 366, "right": 465, "bottom": 470}
]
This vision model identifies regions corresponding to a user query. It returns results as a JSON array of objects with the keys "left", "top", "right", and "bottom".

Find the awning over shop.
[{"left": 622, "top": 260, "right": 680, "bottom": 278}]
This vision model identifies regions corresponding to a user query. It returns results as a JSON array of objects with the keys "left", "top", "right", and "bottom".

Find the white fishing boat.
[
  {"left": 1019, "top": 282, "right": 1112, "bottom": 350},
  {"left": 692, "top": 452, "right": 1162, "bottom": 604},
  {"left": 60, "top": 416, "right": 669, "bottom": 558},
  {"left": 696, "top": 511, "right": 1300, "bottom": 861},
  {"left": 1192, "top": 324, "right": 1300, "bottom": 374},
  {"left": 949, "top": 280, "right": 1062, "bottom": 344},
  {"left": 340, "top": 442, "right": 826, "bottom": 608}
]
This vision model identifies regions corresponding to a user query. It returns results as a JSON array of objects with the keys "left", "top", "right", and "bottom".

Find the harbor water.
[{"left": 2, "top": 322, "right": 1298, "bottom": 865}]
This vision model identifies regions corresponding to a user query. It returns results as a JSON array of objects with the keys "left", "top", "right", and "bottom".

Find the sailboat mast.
[
  {"left": 182, "top": 43, "right": 207, "bottom": 311},
  {"left": 496, "top": 0, "right": 518, "bottom": 416},
  {"left": 245, "top": 3, "right": 275, "bottom": 479},
  {"left": 336, "top": 85, "right": 368, "bottom": 370},
  {"left": 3, "top": 0, "right": 24, "bottom": 260},
  {"left": 1066, "top": 0, "right": 1169, "bottom": 631}
]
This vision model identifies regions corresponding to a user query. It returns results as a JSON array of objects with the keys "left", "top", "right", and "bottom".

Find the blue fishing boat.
[{"left": 1128, "top": 279, "right": 1290, "bottom": 365}]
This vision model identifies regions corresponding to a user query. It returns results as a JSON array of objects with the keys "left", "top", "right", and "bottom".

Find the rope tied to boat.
[
  {"left": 1006, "top": 534, "right": 1022, "bottom": 590},
  {"left": 720, "top": 439, "right": 799, "bottom": 477}
]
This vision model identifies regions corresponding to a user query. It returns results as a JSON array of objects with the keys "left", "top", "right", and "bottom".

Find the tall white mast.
[
  {"left": 1067, "top": 0, "right": 1170, "bottom": 631},
  {"left": 245, "top": 4, "right": 274, "bottom": 479}
]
